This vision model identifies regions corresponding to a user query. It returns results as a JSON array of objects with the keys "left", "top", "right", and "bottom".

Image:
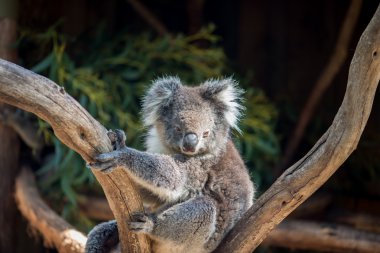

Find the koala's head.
[{"left": 142, "top": 76, "right": 244, "bottom": 157}]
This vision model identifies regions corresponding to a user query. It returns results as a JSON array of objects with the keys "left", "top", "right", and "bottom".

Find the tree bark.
[
  {"left": 15, "top": 167, "right": 87, "bottom": 253},
  {"left": 0, "top": 61, "right": 151, "bottom": 252},
  {"left": 263, "top": 220, "right": 380, "bottom": 253},
  {"left": 215, "top": 3, "right": 380, "bottom": 253}
]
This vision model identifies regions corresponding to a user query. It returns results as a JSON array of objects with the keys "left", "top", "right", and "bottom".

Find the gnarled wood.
[
  {"left": 0, "top": 60, "right": 151, "bottom": 253},
  {"left": 215, "top": 3, "right": 380, "bottom": 253}
]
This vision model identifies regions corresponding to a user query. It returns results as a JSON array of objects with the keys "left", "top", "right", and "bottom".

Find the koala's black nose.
[{"left": 183, "top": 133, "right": 199, "bottom": 151}]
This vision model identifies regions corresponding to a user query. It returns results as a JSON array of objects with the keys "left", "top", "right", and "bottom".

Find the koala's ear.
[
  {"left": 201, "top": 78, "right": 244, "bottom": 131},
  {"left": 142, "top": 76, "right": 181, "bottom": 126}
]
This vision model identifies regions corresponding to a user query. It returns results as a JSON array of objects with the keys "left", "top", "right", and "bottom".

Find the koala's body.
[{"left": 85, "top": 77, "right": 255, "bottom": 253}]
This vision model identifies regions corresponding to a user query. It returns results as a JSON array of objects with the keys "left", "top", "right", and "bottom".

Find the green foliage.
[{"left": 19, "top": 25, "right": 279, "bottom": 228}]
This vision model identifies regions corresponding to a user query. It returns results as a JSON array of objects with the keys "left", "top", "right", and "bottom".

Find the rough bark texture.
[
  {"left": 0, "top": 60, "right": 151, "bottom": 253},
  {"left": 215, "top": 3, "right": 380, "bottom": 253},
  {"left": 15, "top": 167, "right": 87, "bottom": 253},
  {"left": 263, "top": 220, "right": 380, "bottom": 253}
]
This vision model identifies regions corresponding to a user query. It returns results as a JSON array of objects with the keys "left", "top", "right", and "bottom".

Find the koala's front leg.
[{"left": 90, "top": 130, "right": 186, "bottom": 201}]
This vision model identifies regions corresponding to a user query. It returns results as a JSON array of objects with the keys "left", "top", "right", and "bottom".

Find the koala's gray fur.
[{"left": 85, "top": 77, "right": 255, "bottom": 253}]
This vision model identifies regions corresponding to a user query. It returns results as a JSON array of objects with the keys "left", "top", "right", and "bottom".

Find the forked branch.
[
  {"left": 0, "top": 4, "right": 379, "bottom": 253},
  {"left": 215, "top": 4, "right": 380, "bottom": 253},
  {"left": 0, "top": 62, "right": 151, "bottom": 252}
]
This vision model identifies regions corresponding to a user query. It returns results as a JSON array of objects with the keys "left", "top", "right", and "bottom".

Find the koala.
[{"left": 85, "top": 77, "right": 255, "bottom": 253}]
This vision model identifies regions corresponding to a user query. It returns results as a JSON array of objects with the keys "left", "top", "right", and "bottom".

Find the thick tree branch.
[
  {"left": 277, "top": 0, "right": 362, "bottom": 172},
  {"left": 0, "top": 60, "right": 151, "bottom": 253},
  {"left": 263, "top": 220, "right": 380, "bottom": 253},
  {"left": 15, "top": 167, "right": 87, "bottom": 253},
  {"left": 215, "top": 3, "right": 380, "bottom": 253}
]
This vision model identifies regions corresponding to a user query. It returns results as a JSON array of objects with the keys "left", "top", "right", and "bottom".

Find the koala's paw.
[
  {"left": 128, "top": 213, "right": 155, "bottom": 234},
  {"left": 107, "top": 129, "right": 127, "bottom": 150},
  {"left": 87, "top": 129, "right": 128, "bottom": 174},
  {"left": 87, "top": 151, "right": 124, "bottom": 173}
]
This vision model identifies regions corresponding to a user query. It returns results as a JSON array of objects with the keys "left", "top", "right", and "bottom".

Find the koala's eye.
[
  {"left": 175, "top": 126, "right": 182, "bottom": 132},
  {"left": 202, "top": 130, "right": 210, "bottom": 138}
]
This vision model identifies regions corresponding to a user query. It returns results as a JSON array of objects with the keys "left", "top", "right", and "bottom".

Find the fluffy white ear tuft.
[
  {"left": 202, "top": 77, "right": 244, "bottom": 132},
  {"left": 142, "top": 76, "right": 181, "bottom": 126}
]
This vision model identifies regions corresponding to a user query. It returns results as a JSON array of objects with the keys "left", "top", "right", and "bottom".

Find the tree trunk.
[{"left": 0, "top": 1, "right": 21, "bottom": 251}]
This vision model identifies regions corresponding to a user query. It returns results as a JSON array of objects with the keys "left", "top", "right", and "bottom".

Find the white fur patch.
[
  {"left": 142, "top": 76, "right": 181, "bottom": 126},
  {"left": 203, "top": 78, "right": 244, "bottom": 132},
  {"left": 145, "top": 127, "right": 170, "bottom": 154}
]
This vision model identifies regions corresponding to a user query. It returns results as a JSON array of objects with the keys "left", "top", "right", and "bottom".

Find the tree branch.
[
  {"left": 330, "top": 211, "right": 380, "bottom": 234},
  {"left": 0, "top": 60, "right": 151, "bottom": 253},
  {"left": 277, "top": 0, "right": 362, "bottom": 172},
  {"left": 15, "top": 167, "right": 87, "bottom": 253},
  {"left": 263, "top": 220, "right": 380, "bottom": 253},
  {"left": 77, "top": 194, "right": 380, "bottom": 253},
  {"left": 215, "top": 3, "right": 380, "bottom": 253}
]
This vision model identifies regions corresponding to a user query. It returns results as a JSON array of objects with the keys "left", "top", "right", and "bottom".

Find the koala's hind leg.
[
  {"left": 85, "top": 220, "right": 119, "bottom": 253},
  {"left": 130, "top": 196, "right": 216, "bottom": 249}
]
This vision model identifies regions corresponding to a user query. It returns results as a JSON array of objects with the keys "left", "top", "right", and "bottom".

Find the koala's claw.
[
  {"left": 88, "top": 151, "right": 122, "bottom": 173},
  {"left": 128, "top": 213, "right": 154, "bottom": 233},
  {"left": 107, "top": 129, "right": 127, "bottom": 150},
  {"left": 88, "top": 147, "right": 127, "bottom": 174},
  {"left": 88, "top": 161, "right": 116, "bottom": 173},
  {"left": 95, "top": 152, "right": 121, "bottom": 162}
]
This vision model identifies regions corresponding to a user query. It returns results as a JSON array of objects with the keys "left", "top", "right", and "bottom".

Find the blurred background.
[{"left": 0, "top": 0, "right": 379, "bottom": 252}]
